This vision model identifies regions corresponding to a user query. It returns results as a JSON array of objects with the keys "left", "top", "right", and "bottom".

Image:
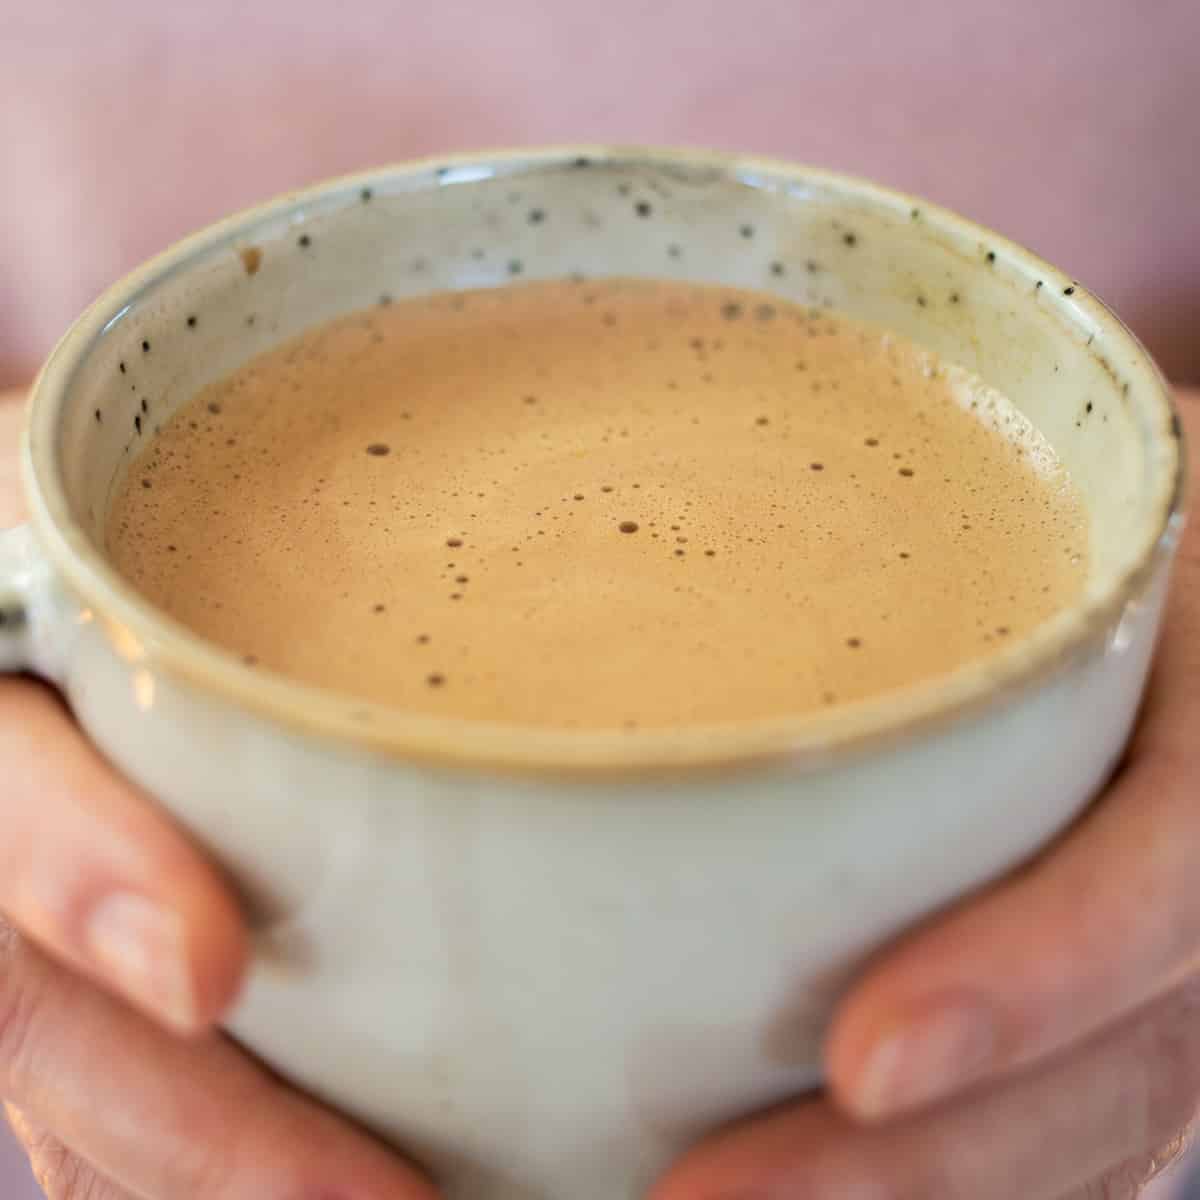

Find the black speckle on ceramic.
[
  {"left": 0, "top": 605, "right": 27, "bottom": 632},
  {"left": 82, "top": 150, "right": 1176, "bottom": 638},
  {"left": 141, "top": 339, "right": 151, "bottom": 353}
]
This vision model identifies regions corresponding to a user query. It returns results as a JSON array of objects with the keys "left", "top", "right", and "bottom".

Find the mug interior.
[{"left": 26, "top": 147, "right": 1183, "bottom": 770}]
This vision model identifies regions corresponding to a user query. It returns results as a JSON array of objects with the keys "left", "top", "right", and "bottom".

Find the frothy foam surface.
[{"left": 107, "top": 278, "right": 1088, "bottom": 729}]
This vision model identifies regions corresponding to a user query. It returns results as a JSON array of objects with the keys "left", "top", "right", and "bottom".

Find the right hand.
[{"left": 0, "top": 393, "right": 436, "bottom": 1199}]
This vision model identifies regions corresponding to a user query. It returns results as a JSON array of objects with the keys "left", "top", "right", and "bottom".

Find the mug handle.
[
  {"left": 0, "top": 520, "right": 315, "bottom": 941},
  {"left": 0, "top": 522, "right": 77, "bottom": 684}
]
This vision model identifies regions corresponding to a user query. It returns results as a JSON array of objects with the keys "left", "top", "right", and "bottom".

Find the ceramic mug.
[{"left": 1, "top": 147, "right": 1185, "bottom": 1200}]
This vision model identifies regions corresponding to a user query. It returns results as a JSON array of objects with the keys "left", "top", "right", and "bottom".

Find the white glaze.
[{"left": 1, "top": 148, "right": 1184, "bottom": 1199}]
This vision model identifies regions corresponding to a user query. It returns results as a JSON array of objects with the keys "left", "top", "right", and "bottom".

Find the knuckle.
[
  {"left": 1064, "top": 1133, "right": 1192, "bottom": 1200},
  {"left": 1076, "top": 1165, "right": 1146, "bottom": 1200},
  {"left": 28, "top": 1134, "right": 109, "bottom": 1200},
  {"left": 1139, "top": 1130, "right": 1193, "bottom": 1185}
]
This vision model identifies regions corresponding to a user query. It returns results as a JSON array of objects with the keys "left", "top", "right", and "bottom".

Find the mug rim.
[{"left": 21, "top": 144, "right": 1187, "bottom": 776}]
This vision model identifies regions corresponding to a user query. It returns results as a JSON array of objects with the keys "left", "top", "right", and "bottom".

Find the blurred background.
[
  {"left": 3, "top": 0, "right": 1199, "bottom": 389},
  {"left": 2, "top": 1, "right": 1198, "bottom": 1196}
]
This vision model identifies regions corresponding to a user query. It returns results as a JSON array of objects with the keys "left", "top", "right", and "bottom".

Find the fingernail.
[
  {"left": 84, "top": 892, "right": 197, "bottom": 1031},
  {"left": 854, "top": 998, "right": 996, "bottom": 1117}
]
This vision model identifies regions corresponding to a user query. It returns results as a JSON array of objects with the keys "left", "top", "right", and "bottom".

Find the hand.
[
  {"left": 654, "top": 393, "right": 1200, "bottom": 1199},
  {"left": 0, "top": 394, "right": 435, "bottom": 1199}
]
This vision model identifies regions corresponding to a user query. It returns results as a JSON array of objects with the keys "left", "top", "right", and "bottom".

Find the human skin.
[{"left": 0, "top": 385, "right": 1196, "bottom": 1199}]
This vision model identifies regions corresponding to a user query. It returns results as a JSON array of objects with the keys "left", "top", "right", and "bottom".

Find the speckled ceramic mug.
[{"left": 1, "top": 147, "right": 1185, "bottom": 1200}]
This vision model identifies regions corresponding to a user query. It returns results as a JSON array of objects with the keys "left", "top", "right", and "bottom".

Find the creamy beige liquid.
[{"left": 108, "top": 278, "right": 1088, "bottom": 729}]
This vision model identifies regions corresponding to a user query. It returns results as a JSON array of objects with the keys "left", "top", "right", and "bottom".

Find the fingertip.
[
  {"left": 135, "top": 822, "right": 253, "bottom": 1032},
  {"left": 823, "top": 978, "right": 891, "bottom": 1118},
  {"left": 79, "top": 876, "right": 248, "bottom": 1036},
  {"left": 0, "top": 682, "right": 251, "bottom": 1033},
  {"left": 827, "top": 960, "right": 1011, "bottom": 1120},
  {"left": 179, "top": 871, "right": 251, "bottom": 1029}
]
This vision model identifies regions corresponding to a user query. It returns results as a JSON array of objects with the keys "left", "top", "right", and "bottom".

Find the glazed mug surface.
[{"left": 1, "top": 147, "right": 1184, "bottom": 1200}]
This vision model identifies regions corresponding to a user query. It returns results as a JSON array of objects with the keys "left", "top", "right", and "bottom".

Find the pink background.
[
  {"left": 3, "top": 0, "right": 1199, "bottom": 388},
  {"left": 1, "top": 1, "right": 1197, "bottom": 1194}
]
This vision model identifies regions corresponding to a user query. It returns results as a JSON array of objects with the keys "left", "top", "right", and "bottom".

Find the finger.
[
  {"left": 6, "top": 1104, "right": 138, "bottom": 1200},
  {"left": 652, "top": 978, "right": 1200, "bottom": 1200},
  {"left": 0, "top": 683, "right": 248, "bottom": 1032},
  {"left": 820, "top": 390, "right": 1199, "bottom": 1120},
  {"left": 824, "top": 502, "right": 1200, "bottom": 1120},
  {"left": 0, "top": 926, "right": 436, "bottom": 1199},
  {"left": 2, "top": 386, "right": 244, "bottom": 1032}
]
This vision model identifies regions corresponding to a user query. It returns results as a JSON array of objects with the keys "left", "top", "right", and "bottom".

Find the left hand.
[{"left": 654, "top": 388, "right": 1200, "bottom": 1200}]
